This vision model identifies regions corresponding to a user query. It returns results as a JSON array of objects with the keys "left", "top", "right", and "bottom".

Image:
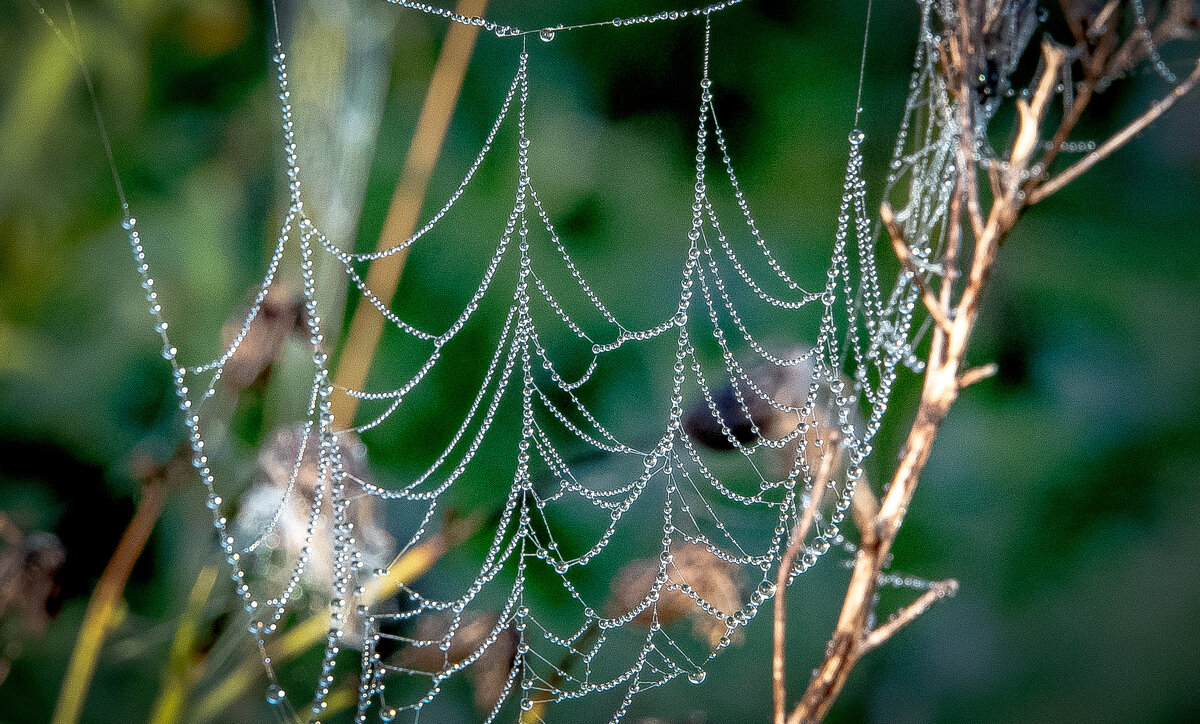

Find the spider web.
[{"left": 41, "top": 0, "right": 961, "bottom": 721}]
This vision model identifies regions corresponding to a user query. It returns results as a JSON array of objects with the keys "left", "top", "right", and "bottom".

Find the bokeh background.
[{"left": 2, "top": 0, "right": 1199, "bottom": 722}]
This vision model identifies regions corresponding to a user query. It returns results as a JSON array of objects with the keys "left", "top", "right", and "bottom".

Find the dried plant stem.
[
  {"left": 52, "top": 477, "right": 169, "bottom": 724},
  {"left": 1031, "top": 58, "right": 1200, "bottom": 203},
  {"left": 331, "top": 0, "right": 489, "bottom": 427},
  {"left": 777, "top": 3, "right": 1199, "bottom": 720},
  {"left": 956, "top": 362, "right": 999, "bottom": 389},
  {"left": 882, "top": 202, "right": 954, "bottom": 335},
  {"left": 862, "top": 578, "right": 959, "bottom": 653},
  {"left": 772, "top": 448, "right": 835, "bottom": 724}
]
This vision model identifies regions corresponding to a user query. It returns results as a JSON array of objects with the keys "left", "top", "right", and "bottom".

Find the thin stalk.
[
  {"left": 148, "top": 565, "right": 219, "bottom": 724},
  {"left": 52, "top": 480, "right": 169, "bottom": 724},
  {"left": 331, "top": 0, "right": 490, "bottom": 428},
  {"left": 772, "top": 447, "right": 835, "bottom": 724}
]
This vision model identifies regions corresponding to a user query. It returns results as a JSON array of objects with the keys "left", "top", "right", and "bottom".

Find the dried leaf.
[
  {"left": 398, "top": 611, "right": 519, "bottom": 711},
  {"left": 607, "top": 543, "right": 745, "bottom": 648},
  {"left": 222, "top": 285, "right": 304, "bottom": 390},
  {"left": 0, "top": 518, "right": 65, "bottom": 685}
]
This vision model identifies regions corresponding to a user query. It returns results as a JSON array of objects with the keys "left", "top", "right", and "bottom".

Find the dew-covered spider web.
[{"left": 41, "top": 0, "right": 965, "bottom": 721}]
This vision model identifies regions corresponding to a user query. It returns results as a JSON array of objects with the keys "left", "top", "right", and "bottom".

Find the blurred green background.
[{"left": 1, "top": 0, "right": 1199, "bottom": 722}]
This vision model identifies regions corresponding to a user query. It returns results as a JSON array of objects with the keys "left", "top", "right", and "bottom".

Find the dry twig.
[
  {"left": 772, "top": 446, "right": 836, "bottom": 724},
  {"left": 52, "top": 444, "right": 190, "bottom": 724},
  {"left": 1031, "top": 58, "right": 1200, "bottom": 202},
  {"left": 775, "top": 3, "right": 1200, "bottom": 722},
  {"left": 331, "top": 0, "right": 489, "bottom": 428}
]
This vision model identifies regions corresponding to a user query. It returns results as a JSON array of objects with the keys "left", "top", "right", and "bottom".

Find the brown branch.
[
  {"left": 786, "top": 355, "right": 966, "bottom": 724},
  {"left": 1030, "top": 58, "right": 1200, "bottom": 203},
  {"left": 943, "top": 9, "right": 986, "bottom": 243},
  {"left": 331, "top": 0, "right": 489, "bottom": 428},
  {"left": 957, "top": 362, "right": 998, "bottom": 389},
  {"left": 1008, "top": 43, "right": 1069, "bottom": 198},
  {"left": 1040, "top": 1, "right": 1195, "bottom": 182},
  {"left": 861, "top": 578, "right": 958, "bottom": 653},
  {"left": 773, "top": 447, "right": 835, "bottom": 724},
  {"left": 881, "top": 202, "right": 954, "bottom": 336},
  {"left": 782, "top": 5, "right": 1192, "bottom": 709},
  {"left": 52, "top": 446, "right": 188, "bottom": 724},
  {"left": 781, "top": 6, "right": 1042, "bottom": 721},
  {"left": 1100, "top": 2, "right": 1193, "bottom": 91},
  {"left": 1038, "top": 13, "right": 1118, "bottom": 178}
]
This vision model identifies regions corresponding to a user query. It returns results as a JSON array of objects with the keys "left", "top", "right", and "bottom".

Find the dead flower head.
[
  {"left": 0, "top": 517, "right": 65, "bottom": 685},
  {"left": 233, "top": 426, "right": 395, "bottom": 599}
]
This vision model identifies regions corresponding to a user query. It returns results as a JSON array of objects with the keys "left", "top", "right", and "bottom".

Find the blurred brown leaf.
[
  {"left": 607, "top": 542, "right": 745, "bottom": 649},
  {"left": 0, "top": 515, "right": 65, "bottom": 685},
  {"left": 222, "top": 285, "right": 304, "bottom": 391},
  {"left": 398, "top": 610, "right": 519, "bottom": 711}
]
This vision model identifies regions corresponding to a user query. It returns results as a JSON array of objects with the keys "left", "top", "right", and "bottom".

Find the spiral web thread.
[{"left": 43, "top": 0, "right": 963, "bottom": 720}]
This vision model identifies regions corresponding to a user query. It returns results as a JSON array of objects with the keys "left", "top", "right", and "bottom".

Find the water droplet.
[
  {"left": 688, "top": 670, "right": 706, "bottom": 685},
  {"left": 121, "top": 217, "right": 137, "bottom": 230},
  {"left": 380, "top": 707, "right": 398, "bottom": 722},
  {"left": 539, "top": 28, "right": 555, "bottom": 42},
  {"left": 265, "top": 684, "right": 285, "bottom": 705},
  {"left": 848, "top": 129, "right": 865, "bottom": 145}
]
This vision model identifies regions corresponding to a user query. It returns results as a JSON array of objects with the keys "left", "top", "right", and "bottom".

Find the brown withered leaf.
[
  {"left": 222, "top": 285, "right": 304, "bottom": 390},
  {"left": 681, "top": 347, "right": 880, "bottom": 541},
  {"left": 0, "top": 516, "right": 65, "bottom": 685},
  {"left": 606, "top": 542, "right": 745, "bottom": 648},
  {"left": 397, "top": 611, "right": 519, "bottom": 711}
]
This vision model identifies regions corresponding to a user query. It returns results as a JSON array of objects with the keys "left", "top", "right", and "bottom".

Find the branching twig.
[
  {"left": 773, "top": 446, "right": 836, "bottom": 724},
  {"left": 881, "top": 202, "right": 954, "bottom": 335},
  {"left": 1031, "top": 58, "right": 1200, "bottom": 203},
  {"left": 777, "top": 4, "right": 1199, "bottom": 720},
  {"left": 957, "top": 362, "right": 998, "bottom": 389},
  {"left": 861, "top": 578, "right": 959, "bottom": 653}
]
